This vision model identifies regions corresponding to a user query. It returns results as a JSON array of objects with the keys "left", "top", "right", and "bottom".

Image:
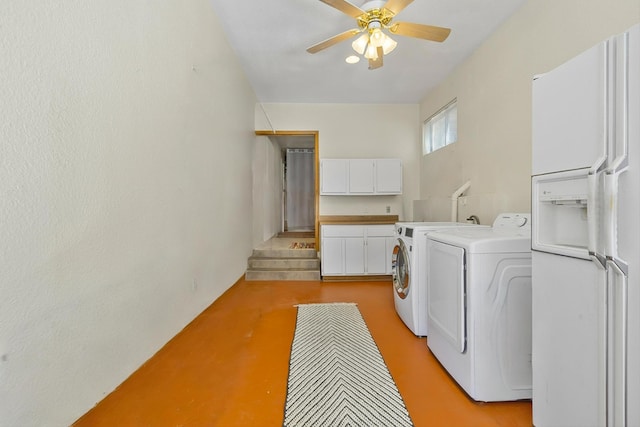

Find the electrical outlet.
[
  {"left": 191, "top": 278, "right": 198, "bottom": 292},
  {"left": 386, "top": 206, "right": 391, "bottom": 213}
]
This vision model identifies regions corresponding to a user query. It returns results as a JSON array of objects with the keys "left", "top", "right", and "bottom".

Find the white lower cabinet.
[
  {"left": 321, "top": 236, "right": 345, "bottom": 275},
  {"left": 365, "top": 236, "right": 387, "bottom": 274},
  {"left": 321, "top": 224, "right": 395, "bottom": 277},
  {"left": 344, "top": 237, "right": 365, "bottom": 274}
]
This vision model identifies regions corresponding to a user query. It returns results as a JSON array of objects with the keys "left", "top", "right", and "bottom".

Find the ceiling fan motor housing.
[{"left": 357, "top": 0, "right": 395, "bottom": 31}]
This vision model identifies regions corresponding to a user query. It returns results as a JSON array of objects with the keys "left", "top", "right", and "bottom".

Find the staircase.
[{"left": 245, "top": 236, "right": 320, "bottom": 281}]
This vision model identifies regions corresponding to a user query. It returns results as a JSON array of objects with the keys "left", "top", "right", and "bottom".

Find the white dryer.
[
  {"left": 392, "top": 222, "right": 487, "bottom": 336},
  {"left": 425, "top": 213, "right": 532, "bottom": 402}
]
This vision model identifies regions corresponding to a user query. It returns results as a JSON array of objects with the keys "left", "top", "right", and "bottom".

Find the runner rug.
[{"left": 283, "top": 303, "right": 413, "bottom": 427}]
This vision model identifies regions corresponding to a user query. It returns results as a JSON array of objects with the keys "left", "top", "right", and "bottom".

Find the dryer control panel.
[{"left": 492, "top": 213, "right": 531, "bottom": 229}]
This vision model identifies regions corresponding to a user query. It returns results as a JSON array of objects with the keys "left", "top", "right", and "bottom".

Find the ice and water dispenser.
[{"left": 532, "top": 168, "right": 595, "bottom": 260}]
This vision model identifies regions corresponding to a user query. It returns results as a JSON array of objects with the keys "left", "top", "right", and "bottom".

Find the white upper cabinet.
[
  {"left": 348, "top": 159, "right": 376, "bottom": 193},
  {"left": 375, "top": 158, "right": 403, "bottom": 194},
  {"left": 319, "top": 159, "right": 349, "bottom": 194},
  {"left": 320, "top": 159, "right": 402, "bottom": 195}
]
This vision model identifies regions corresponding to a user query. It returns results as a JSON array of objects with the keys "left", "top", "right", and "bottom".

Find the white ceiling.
[{"left": 208, "top": 0, "right": 526, "bottom": 104}]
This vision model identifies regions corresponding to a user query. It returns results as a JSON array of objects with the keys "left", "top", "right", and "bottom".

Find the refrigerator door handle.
[
  {"left": 588, "top": 156, "right": 607, "bottom": 268},
  {"left": 606, "top": 261, "right": 628, "bottom": 427},
  {"left": 604, "top": 167, "right": 629, "bottom": 272}
]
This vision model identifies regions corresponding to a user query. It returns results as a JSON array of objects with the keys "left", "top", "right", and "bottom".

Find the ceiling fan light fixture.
[
  {"left": 364, "top": 43, "right": 379, "bottom": 60},
  {"left": 381, "top": 34, "right": 397, "bottom": 54},
  {"left": 369, "top": 28, "right": 385, "bottom": 48},
  {"left": 351, "top": 33, "right": 369, "bottom": 55}
]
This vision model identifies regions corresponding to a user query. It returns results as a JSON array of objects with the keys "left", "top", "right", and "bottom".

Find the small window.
[{"left": 423, "top": 100, "right": 457, "bottom": 155}]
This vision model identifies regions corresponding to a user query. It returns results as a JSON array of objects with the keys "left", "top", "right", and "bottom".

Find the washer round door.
[{"left": 392, "top": 239, "right": 411, "bottom": 299}]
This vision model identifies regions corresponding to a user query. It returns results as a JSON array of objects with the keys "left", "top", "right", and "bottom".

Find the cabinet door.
[
  {"left": 365, "top": 225, "right": 396, "bottom": 274},
  {"left": 365, "top": 236, "right": 388, "bottom": 274},
  {"left": 321, "top": 237, "right": 344, "bottom": 275},
  {"left": 375, "top": 159, "right": 402, "bottom": 194},
  {"left": 348, "top": 159, "right": 375, "bottom": 194},
  {"left": 344, "top": 237, "right": 365, "bottom": 274},
  {"left": 320, "top": 159, "right": 348, "bottom": 194}
]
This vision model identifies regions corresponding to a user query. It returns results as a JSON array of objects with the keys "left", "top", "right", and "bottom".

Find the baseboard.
[{"left": 322, "top": 275, "right": 392, "bottom": 282}]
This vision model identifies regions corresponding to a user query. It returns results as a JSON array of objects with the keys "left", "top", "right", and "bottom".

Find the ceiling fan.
[{"left": 307, "top": 0, "right": 451, "bottom": 70}]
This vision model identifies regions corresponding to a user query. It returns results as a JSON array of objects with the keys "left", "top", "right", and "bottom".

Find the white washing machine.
[
  {"left": 392, "top": 222, "right": 487, "bottom": 336},
  {"left": 425, "top": 213, "right": 532, "bottom": 402}
]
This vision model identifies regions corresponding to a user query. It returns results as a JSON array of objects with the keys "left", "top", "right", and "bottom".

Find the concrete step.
[
  {"left": 251, "top": 248, "right": 317, "bottom": 259},
  {"left": 245, "top": 269, "right": 321, "bottom": 281},
  {"left": 248, "top": 256, "right": 320, "bottom": 270},
  {"left": 277, "top": 231, "right": 314, "bottom": 238},
  {"left": 247, "top": 237, "right": 320, "bottom": 281}
]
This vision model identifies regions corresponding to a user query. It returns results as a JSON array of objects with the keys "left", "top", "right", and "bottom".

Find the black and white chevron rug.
[{"left": 283, "top": 303, "right": 413, "bottom": 427}]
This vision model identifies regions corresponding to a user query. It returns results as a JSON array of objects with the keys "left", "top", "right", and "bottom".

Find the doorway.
[
  {"left": 255, "top": 130, "right": 319, "bottom": 247},
  {"left": 284, "top": 148, "right": 314, "bottom": 232}
]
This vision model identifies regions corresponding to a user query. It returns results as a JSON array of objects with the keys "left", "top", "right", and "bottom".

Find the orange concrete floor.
[{"left": 74, "top": 279, "right": 532, "bottom": 427}]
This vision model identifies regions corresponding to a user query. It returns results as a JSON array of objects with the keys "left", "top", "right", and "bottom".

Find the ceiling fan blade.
[
  {"left": 382, "top": 0, "right": 414, "bottom": 16},
  {"left": 368, "top": 47, "right": 384, "bottom": 70},
  {"left": 320, "top": 0, "right": 365, "bottom": 18},
  {"left": 389, "top": 22, "right": 451, "bottom": 42},
  {"left": 306, "top": 29, "right": 360, "bottom": 54}
]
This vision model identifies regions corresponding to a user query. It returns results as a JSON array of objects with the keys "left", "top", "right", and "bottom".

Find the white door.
[
  {"left": 427, "top": 240, "right": 466, "bottom": 353},
  {"left": 532, "top": 39, "right": 608, "bottom": 176},
  {"left": 532, "top": 251, "right": 607, "bottom": 427},
  {"left": 614, "top": 23, "right": 640, "bottom": 427}
]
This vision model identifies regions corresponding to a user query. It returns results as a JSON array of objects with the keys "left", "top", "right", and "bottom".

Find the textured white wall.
[
  {"left": 252, "top": 136, "right": 283, "bottom": 244},
  {"left": 419, "top": 0, "right": 640, "bottom": 224},
  {"left": 255, "top": 103, "right": 420, "bottom": 220},
  {"left": 0, "top": 1, "right": 257, "bottom": 425}
]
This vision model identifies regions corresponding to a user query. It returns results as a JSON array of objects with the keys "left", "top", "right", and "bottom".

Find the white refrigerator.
[{"left": 531, "top": 23, "right": 639, "bottom": 427}]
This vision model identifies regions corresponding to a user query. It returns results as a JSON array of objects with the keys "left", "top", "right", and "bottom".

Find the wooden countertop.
[{"left": 318, "top": 215, "right": 399, "bottom": 225}]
